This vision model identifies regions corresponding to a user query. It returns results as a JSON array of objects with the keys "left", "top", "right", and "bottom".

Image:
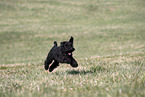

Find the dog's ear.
[{"left": 69, "top": 36, "right": 74, "bottom": 43}]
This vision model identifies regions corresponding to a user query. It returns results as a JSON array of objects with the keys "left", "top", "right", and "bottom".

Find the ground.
[{"left": 0, "top": 0, "right": 145, "bottom": 97}]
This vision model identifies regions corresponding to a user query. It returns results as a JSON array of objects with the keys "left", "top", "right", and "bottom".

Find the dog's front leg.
[
  {"left": 70, "top": 57, "right": 78, "bottom": 67},
  {"left": 49, "top": 61, "right": 59, "bottom": 72}
]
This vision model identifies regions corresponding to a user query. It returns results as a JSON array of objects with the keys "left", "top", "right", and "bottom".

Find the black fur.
[{"left": 44, "top": 36, "right": 78, "bottom": 72}]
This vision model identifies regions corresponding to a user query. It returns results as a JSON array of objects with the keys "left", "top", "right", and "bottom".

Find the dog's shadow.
[{"left": 66, "top": 69, "right": 93, "bottom": 75}]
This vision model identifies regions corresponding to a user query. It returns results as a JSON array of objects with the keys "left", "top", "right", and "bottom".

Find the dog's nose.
[{"left": 72, "top": 48, "right": 75, "bottom": 51}]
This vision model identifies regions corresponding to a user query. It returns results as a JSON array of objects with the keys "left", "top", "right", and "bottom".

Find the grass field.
[{"left": 0, "top": 0, "right": 145, "bottom": 97}]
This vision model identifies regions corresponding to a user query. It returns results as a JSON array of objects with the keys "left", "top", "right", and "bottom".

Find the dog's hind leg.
[
  {"left": 44, "top": 53, "right": 53, "bottom": 70},
  {"left": 49, "top": 61, "right": 59, "bottom": 72},
  {"left": 44, "top": 59, "right": 53, "bottom": 70}
]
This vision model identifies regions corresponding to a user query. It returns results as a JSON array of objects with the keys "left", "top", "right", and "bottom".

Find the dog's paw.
[
  {"left": 49, "top": 68, "right": 53, "bottom": 72},
  {"left": 44, "top": 64, "right": 49, "bottom": 70}
]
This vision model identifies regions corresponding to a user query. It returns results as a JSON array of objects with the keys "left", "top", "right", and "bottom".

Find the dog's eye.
[{"left": 65, "top": 44, "right": 68, "bottom": 46}]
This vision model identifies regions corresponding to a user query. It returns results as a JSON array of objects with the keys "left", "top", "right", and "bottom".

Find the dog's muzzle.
[{"left": 67, "top": 48, "right": 75, "bottom": 56}]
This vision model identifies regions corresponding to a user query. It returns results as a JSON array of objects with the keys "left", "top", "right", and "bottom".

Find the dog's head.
[{"left": 60, "top": 36, "right": 75, "bottom": 56}]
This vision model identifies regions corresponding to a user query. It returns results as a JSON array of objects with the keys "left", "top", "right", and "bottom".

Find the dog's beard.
[
  {"left": 66, "top": 48, "right": 75, "bottom": 55},
  {"left": 67, "top": 48, "right": 75, "bottom": 55},
  {"left": 61, "top": 47, "right": 75, "bottom": 56}
]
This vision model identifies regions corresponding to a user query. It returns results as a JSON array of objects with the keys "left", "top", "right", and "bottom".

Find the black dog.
[{"left": 44, "top": 36, "right": 78, "bottom": 72}]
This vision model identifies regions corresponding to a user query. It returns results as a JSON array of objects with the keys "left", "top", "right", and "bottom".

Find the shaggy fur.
[{"left": 44, "top": 36, "right": 78, "bottom": 72}]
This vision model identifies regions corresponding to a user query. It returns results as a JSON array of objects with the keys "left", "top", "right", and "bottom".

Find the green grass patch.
[
  {"left": 0, "top": 54, "right": 145, "bottom": 97},
  {"left": 0, "top": 0, "right": 145, "bottom": 97}
]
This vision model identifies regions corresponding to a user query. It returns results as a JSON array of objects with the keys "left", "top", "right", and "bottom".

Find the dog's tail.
[{"left": 54, "top": 41, "right": 57, "bottom": 47}]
